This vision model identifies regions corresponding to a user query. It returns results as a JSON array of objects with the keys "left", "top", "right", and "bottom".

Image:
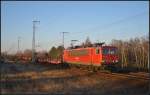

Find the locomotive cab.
[{"left": 101, "top": 46, "right": 119, "bottom": 65}]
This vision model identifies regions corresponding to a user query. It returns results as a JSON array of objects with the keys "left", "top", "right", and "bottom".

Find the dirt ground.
[{"left": 0, "top": 62, "right": 149, "bottom": 95}]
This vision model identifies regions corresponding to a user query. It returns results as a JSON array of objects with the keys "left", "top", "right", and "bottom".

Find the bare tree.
[{"left": 110, "top": 35, "right": 149, "bottom": 71}]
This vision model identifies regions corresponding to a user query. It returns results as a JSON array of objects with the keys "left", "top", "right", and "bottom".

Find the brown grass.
[{"left": 0, "top": 62, "right": 149, "bottom": 95}]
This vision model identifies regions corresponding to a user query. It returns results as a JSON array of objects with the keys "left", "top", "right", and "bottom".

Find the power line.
[
  {"left": 68, "top": 11, "right": 148, "bottom": 43},
  {"left": 95, "top": 11, "right": 148, "bottom": 32},
  {"left": 73, "top": 11, "right": 148, "bottom": 35}
]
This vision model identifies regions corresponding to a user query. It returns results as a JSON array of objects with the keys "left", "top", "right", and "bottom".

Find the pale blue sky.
[{"left": 1, "top": 1, "right": 149, "bottom": 54}]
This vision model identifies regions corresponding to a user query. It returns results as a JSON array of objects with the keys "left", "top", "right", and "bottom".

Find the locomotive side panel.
[
  {"left": 63, "top": 48, "right": 92, "bottom": 65},
  {"left": 63, "top": 47, "right": 103, "bottom": 66},
  {"left": 91, "top": 48, "right": 102, "bottom": 66}
]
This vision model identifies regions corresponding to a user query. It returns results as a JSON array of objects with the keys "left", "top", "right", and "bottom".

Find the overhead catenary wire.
[
  {"left": 44, "top": 11, "right": 148, "bottom": 51},
  {"left": 66, "top": 11, "right": 148, "bottom": 44},
  {"left": 71, "top": 11, "right": 148, "bottom": 35}
]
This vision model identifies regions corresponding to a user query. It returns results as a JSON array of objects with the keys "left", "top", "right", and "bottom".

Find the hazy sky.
[{"left": 1, "top": 1, "right": 149, "bottom": 54}]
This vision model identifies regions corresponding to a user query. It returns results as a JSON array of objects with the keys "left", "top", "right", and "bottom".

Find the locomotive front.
[{"left": 101, "top": 46, "right": 119, "bottom": 65}]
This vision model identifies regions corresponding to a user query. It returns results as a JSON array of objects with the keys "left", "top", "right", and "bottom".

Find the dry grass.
[{"left": 0, "top": 62, "right": 149, "bottom": 95}]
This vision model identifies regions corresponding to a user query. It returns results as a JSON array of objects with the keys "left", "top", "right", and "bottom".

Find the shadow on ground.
[{"left": 0, "top": 62, "right": 69, "bottom": 75}]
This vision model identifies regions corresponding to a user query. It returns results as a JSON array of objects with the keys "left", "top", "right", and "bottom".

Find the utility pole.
[
  {"left": 61, "top": 32, "right": 69, "bottom": 48},
  {"left": 17, "top": 37, "right": 21, "bottom": 53},
  {"left": 148, "top": 45, "right": 150, "bottom": 95},
  {"left": 60, "top": 32, "right": 69, "bottom": 63},
  {"left": 17, "top": 36, "right": 21, "bottom": 63},
  {"left": 148, "top": 46, "right": 149, "bottom": 71},
  {"left": 32, "top": 20, "right": 40, "bottom": 63}
]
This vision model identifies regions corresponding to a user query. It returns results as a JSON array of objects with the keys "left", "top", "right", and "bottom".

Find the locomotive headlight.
[
  {"left": 115, "top": 60, "right": 118, "bottom": 63},
  {"left": 102, "top": 60, "right": 105, "bottom": 62}
]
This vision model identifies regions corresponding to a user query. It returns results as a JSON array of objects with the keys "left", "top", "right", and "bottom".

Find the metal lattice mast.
[
  {"left": 17, "top": 37, "right": 21, "bottom": 53},
  {"left": 61, "top": 32, "right": 69, "bottom": 48},
  {"left": 60, "top": 32, "right": 69, "bottom": 63},
  {"left": 32, "top": 20, "right": 40, "bottom": 63}
]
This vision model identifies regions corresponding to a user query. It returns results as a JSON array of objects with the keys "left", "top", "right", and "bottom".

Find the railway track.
[
  {"left": 97, "top": 71, "right": 150, "bottom": 81},
  {"left": 76, "top": 67, "right": 150, "bottom": 81},
  {"left": 3, "top": 60, "right": 149, "bottom": 81}
]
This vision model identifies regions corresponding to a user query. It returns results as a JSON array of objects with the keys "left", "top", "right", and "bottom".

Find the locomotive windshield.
[{"left": 102, "top": 48, "right": 117, "bottom": 55}]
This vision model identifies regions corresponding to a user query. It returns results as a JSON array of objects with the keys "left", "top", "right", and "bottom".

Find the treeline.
[
  {"left": 21, "top": 46, "right": 64, "bottom": 59},
  {"left": 48, "top": 37, "right": 92, "bottom": 59},
  {"left": 110, "top": 36, "right": 149, "bottom": 71},
  {"left": 48, "top": 46, "right": 64, "bottom": 59},
  {"left": 1, "top": 36, "right": 149, "bottom": 71}
]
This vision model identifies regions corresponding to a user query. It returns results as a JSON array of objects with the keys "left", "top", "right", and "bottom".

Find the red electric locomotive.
[{"left": 63, "top": 43, "right": 119, "bottom": 69}]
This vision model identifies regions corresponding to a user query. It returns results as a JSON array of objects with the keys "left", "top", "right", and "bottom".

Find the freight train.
[{"left": 18, "top": 43, "right": 119, "bottom": 71}]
